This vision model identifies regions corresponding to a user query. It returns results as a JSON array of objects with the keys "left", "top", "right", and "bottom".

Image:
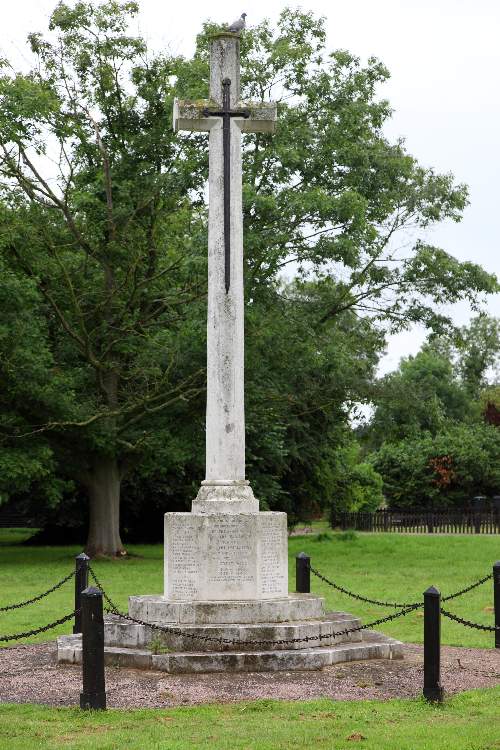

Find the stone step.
[
  {"left": 58, "top": 630, "right": 403, "bottom": 673},
  {"left": 103, "top": 611, "right": 363, "bottom": 652},
  {"left": 128, "top": 593, "right": 325, "bottom": 625}
]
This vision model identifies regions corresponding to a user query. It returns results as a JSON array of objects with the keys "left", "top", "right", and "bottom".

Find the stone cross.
[{"left": 174, "top": 33, "right": 276, "bottom": 511}]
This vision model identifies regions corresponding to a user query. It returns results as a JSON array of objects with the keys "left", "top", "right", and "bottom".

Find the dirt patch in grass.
[{"left": 0, "top": 642, "right": 498, "bottom": 709}]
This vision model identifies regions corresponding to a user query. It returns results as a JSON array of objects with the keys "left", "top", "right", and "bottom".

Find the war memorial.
[{"left": 57, "top": 29, "right": 403, "bottom": 674}]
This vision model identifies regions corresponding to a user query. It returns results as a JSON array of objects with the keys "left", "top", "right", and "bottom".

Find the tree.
[
  {"left": 368, "top": 345, "right": 472, "bottom": 447},
  {"left": 368, "top": 315, "right": 499, "bottom": 448},
  {"left": 455, "top": 315, "right": 499, "bottom": 397},
  {"left": 326, "top": 440, "right": 384, "bottom": 524},
  {"left": 245, "top": 279, "right": 383, "bottom": 524},
  {"left": 0, "top": 1, "right": 207, "bottom": 555},
  {"left": 367, "top": 316, "right": 499, "bottom": 508},
  {"left": 0, "top": 3, "right": 496, "bottom": 554},
  {"left": 371, "top": 422, "right": 500, "bottom": 509},
  {"left": 220, "top": 15, "right": 496, "bottom": 329}
]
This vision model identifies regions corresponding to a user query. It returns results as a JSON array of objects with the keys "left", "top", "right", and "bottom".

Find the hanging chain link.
[
  {"left": 0, "top": 569, "right": 76, "bottom": 612},
  {"left": 104, "top": 603, "right": 419, "bottom": 648},
  {"left": 89, "top": 566, "right": 417, "bottom": 648},
  {"left": 441, "top": 572, "right": 492, "bottom": 602},
  {"left": 440, "top": 608, "right": 500, "bottom": 632},
  {"left": 310, "top": 566, "right": 492, "bottom": 609},
  {"left": 0, "top": 610, "right": 77, "bottom": 643},
  {"left": 309, "top": 565, "right": 421, "bottom": 609}
]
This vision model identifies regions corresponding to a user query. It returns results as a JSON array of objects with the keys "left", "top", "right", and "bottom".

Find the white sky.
[{"left": 2, "top": 0, "right": 499, "bottom": 374}]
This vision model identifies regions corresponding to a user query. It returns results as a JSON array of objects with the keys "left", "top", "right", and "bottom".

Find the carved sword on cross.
[
  {"left": 202, "top": 78, "right": 250, "bottom": 293},
  {"left": 173, "top": 34, "right": 277, "bottom": 294}
]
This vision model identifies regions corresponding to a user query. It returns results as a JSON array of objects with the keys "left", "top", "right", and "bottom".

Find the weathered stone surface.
[
  {"left": 164, "top": 511, "right": 288, "bottom": 601},
  {"left": 192, "top": 481, "right": 258, "bottom": 514},
  {"left": 173, "top": 100, "right": 277, "bottom": 134},
  {"left": 128, "top": 594, "right": 325, "bottom": 625},
  {"left": 103, "top": 613, "right": 363, "bottom": 652},
  {"left": 57, "top": 631, "right": 404, "bottom": 673}
]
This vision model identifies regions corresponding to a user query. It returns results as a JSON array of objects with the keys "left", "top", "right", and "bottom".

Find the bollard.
[
  {"left": 493, "top": 497, "right": 500, "bottom": 534},
  {"left": 296, "top": 552, "right": 310, "bottom": 593},
  {"left": 80, "top": 586, "right": 106, "bottom": 710},
  {"left": 472, "top": 496, "right": 486, "bottom": 534},
  {"left": 73, "top": 553, "right": 90, "bottom": 635},
  {"left": 494, "top": 561, "right": 500, "bottom": 649},
  {"left": 423, "top": 586, "right": 444, "bottom": 702}
]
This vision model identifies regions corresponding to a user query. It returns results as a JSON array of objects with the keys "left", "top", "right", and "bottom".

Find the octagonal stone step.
[
  {"left": 103, "top": 611, "right": 363, "bottom": 652},
  {"left": 57, "top": 630, "right": 403, "bottom": 673}
]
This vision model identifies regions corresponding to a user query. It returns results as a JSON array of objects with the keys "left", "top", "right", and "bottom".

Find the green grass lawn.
[
  {"left": 1, "top": 690, "right": 499, "bottom": 750},
  {"left": 0, "top": 529, "right": 498, "bottom": 648}
]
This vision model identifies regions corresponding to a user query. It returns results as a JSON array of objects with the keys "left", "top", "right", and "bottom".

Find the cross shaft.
[
  {"left": 202, "top": 79, "right": 250, "bottom": 293},
  {"left": 173, "top": 33, "right": 276, "bottom": 485}
]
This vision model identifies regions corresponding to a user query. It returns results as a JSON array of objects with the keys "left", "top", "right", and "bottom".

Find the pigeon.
[{"left": 227, "top": 13, "right": 247, "bottom": 33}]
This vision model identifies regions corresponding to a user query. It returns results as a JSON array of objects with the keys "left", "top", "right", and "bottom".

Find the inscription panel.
[
  {"left": 165, "top": 515, "right": 202, "bottom": 600},
  {"left": 205, "top": 515, "right": 256, "bottom": 598},
  {"left": 259, "top": 513, "right": 287, "bottom": 597},
  {"left": 165, "top": 511, "right": 288, "bottom": 601}
]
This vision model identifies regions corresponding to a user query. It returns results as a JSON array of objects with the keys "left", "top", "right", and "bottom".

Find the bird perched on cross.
[{"left": 227, "top": 13, "right": 247, "bottom": 33}]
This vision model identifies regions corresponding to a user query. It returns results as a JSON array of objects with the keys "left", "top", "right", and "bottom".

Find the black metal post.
[
  {"left": 80, "top": 586, "right": 106, "bottom": 711},
  {"left": 472, "top": 495, "right": 486, "bottom": 534},
  {"left": 423, "top": 585, "right": 444, "bottom": 702},
  {"left": 73, "top": 553, "right": 90, "bottom": 634},
  {"left": 296, "top": 552, "right": 310, "bottom": 593},
  {"left": 494, "top": 561, "right": 500, "bottom": 649},
  {"left": 493, "top": 497, "right": 500, "bottom": 534}
]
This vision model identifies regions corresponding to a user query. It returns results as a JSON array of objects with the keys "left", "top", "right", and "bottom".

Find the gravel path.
[{"left": 0, "top": 642, "right": 498, "bottom": 708}]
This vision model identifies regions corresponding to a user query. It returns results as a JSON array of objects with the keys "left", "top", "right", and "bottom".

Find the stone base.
[
  {"left": 164, "top": 511, "right": 288, "bottom": 601},
  {"left": 57, "top": 594, "right": 404, "bottom": 673},
  {"left": 104, "top": 610, "right": 363, "bottom": 652},
  {"left": 58, "top": 628, "right": 403, "bottom": 673}
]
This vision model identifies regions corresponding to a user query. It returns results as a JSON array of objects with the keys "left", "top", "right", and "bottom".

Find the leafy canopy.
[{"left": 0, "top": 2, "right": 497, "bottom": 527}]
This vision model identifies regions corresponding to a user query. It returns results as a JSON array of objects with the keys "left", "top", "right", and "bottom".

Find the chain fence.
[
  {"left": 0, "top": 560, "right": 496, "bottom": 649},
  {"left": 309, "top": 565, "right": 421, "bottom": 608},
  {"left": 89, "top": 566, "right": 418, "bottom": 648},
  {"left": 0, "top": 610, "right": 77, "bottom": 643},
  {"left": 309, "top": 565, "right": 492, "bottom": 609},
  {"left": 442, "top": 573, "right": 493, "bottom": 603},
  {"left": 0, "top": 569, "right": 76, "bottom": 612},
  {"left": 440, "top": 608, "right": 500, "bottom": 632}
]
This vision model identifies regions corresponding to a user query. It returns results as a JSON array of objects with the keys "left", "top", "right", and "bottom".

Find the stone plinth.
[
  {"left": 164, "top": 511, "right": 287, "bottom": 601},
  {"left": 129, "top": 593, "right": 324, "bottom": 625}
]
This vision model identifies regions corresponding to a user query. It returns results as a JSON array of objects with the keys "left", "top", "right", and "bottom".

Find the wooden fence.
[{"left": 334, "top": 509, "right": 500, "bottom": 534}]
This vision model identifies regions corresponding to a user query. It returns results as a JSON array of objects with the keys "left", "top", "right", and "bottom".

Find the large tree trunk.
[{"left": 85, "top": 454, "right": 125, "bottom": 557}]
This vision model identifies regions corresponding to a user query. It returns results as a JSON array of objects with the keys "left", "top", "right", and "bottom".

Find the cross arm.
[
  {"left": 173, "top": 99, "right": 277, "bottom": 134},
  {"left": 173, "top": 99, "right": 215, "bottom": 133},
  {"left": 237, "top": 102, "right": 277, "bottom": 134}
]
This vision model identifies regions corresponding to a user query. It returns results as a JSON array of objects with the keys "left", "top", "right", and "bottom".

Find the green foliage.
[
  {"left": 369, "top": 344, "right": 473, "bottom": 447},
  {"left": 455, "top": 315, "right": 499, "bottom": 395},
  {"left": 371, "top": 422, "right": 500, "bottom": 508},
  {"left": 326, "top": 440, "right": 384, "bottom": 520},
  {"left": 0, "top": 3, "right": 497, "bottom": 544},
  {"left": 367, "top": 316, "right": 499, "bottom": 509}
]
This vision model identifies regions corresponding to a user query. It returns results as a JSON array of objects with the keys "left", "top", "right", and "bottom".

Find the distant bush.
[
  {"left": 326, "top": 441, "right": 384, "bottom": 526},
  {"left": 370, "top": 422, "right": 500, "bottom": 509},
  {"left": 334, "top": 530, "right": 358, "bottom": 541}
]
